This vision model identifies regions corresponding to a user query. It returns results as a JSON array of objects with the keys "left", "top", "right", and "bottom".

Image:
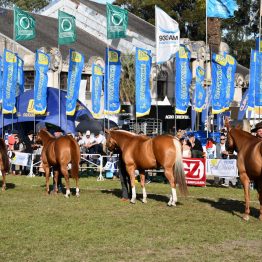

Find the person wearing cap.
[
  {"left": 82, "top": 130, "right": 95, "bottom": 153},
  {"left": 188, "top": 133, "right": 203, "bottom": 158},
  {"left": 251, "top": 122, "right": 262, "bottom": 139}
]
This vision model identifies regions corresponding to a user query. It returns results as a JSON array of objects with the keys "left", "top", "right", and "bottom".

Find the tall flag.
[
  {"left": 224, "top": 54, "right": 237, "bottom": 110},
  {"left": 195, "top": 66, "right": 206, "bottom": 112},
  {"left": 135, "top": 47, "right": 152, "bottom": 117},
  {"left": 201, "top": 88, "right": 211, "bottom": 129},
  {"left": 106, "top": 3, "right": 128, "bottom": 39},
  {"left": 33, "top": 50, "right": 50, "bottom": 115},
  {"left": 175, "top": 45, "right": 192, "bottom": 114},
  {"left": 91, "top": 64, "right": 103, "bottom": 118},
  {"left": 191, "top": 89, "right": 197, "bottom": 131},
  {"left": 16, "top": 55, "right": 24, "bottom": 96},
  {"left": 66, "top": 49, "right": 85, "bottom": 116},
  {"left": 2, "top": 49, "right": 18, "bottom": 114},
  {"left": 58, "top": 10, "right": 76, "bottom": 45},
  {"left": 248, "top": 49, "right": 257, "bottom": 110},
  {"left": 14, "top": 6, "right": 36, "bottom": 41},
  {"left": 255, "top": 52, "right": 262, "bottom": 108},
  {"left": 155, "top": 6, "right": 180, "bottom": 64},
  {"left": 237, "top": 89, "right": 249, "bottom": 120},
  {"left": 207, "top": 0, "right": 238, "bottom": 19},
  {"left": 211, "top": 53, "right": 228, "bottom": 114},
  {"left": 104, "top": 48, "right": 121, "bottom": 114},
  {"left": 0, "top": 55, "right": 2, "bottom": 102}
]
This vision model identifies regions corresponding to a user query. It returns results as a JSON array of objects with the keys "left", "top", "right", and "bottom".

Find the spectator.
[
  {"left": 188, "top": 133, "right": 203, "bottom": 158},
  {"left": 180, "top": 137, "right": 192, "bottom": 158},
  {"left": 251, "top": 122, "right": 262, "bottom": 139},
  {"left": 11, "top": 135, "right": 25, "bottom": 175},
  {"left": 82, "top": 130, "right": 95, "bottom": 154},
  {"left": 205, "top": 138, "right": 216, "bottom": 159},
  {"left": 88, "top": 131, "right": 106, "bottom": 154}
]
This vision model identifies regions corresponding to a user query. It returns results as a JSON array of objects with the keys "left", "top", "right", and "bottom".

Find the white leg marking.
[
  {"left": 65, "top": 189, "right": 70, "bottom": 198},
  {"left": 76, "top": 187, "right": 80, "bottom": 197},
  {"left": 142, "top": 187, "right": 147, "bottom": 203},
  {"left": 130, "top": 186, "right": 136, "bottom": 204}
]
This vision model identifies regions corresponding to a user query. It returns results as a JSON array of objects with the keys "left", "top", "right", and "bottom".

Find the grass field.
[{"left": 0, "top": 174, "right": 262, "bottom": 262}]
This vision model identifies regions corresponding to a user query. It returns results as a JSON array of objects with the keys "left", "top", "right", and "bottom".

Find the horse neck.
[
  {"left": 41, "top": 131, "right": 54, "bottom": 145},
  {"left": 112, "top": 131, "right": 136, "bottom": 150},
  {"left": 230, "top": 128, "right": 254, "bottom": 151}
]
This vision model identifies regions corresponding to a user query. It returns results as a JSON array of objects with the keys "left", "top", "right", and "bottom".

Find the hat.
[
  {"left": 12, "top": 130, "right": 19, "bottom": 135},
  {"left": 251, "top": 122, "right": 262, "bottom": 132},
  {"left": 27, "top": 130, "right": 34, "bottom": 135},
  {"left": 86, "top": 130, "right": 91, "bottom": 136},
  {"left": 188, "top": 133, "right": 195, "bottom": 138}
]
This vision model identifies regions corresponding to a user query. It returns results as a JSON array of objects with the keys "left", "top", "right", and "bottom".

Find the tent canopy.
[{"left": 0, "top": 87, "right": 93, "bottom": 133}]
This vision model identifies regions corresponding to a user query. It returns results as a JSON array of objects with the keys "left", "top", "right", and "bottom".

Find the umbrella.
[
  {"left": 76, "top": 119, "right": 103, "bottom": 134},
  {"left": 97, "top": 118, "right": 118, "bottom": 130}
]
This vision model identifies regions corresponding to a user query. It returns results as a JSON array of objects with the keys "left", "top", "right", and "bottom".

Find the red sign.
[{"left": 183, "top": 158, "right": 206, "bottom": 187}]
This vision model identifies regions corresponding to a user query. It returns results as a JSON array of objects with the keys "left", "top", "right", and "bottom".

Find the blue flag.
[
  {"left": 201, "top": 88, "right": 211, "bottom": 129},
  {"left": 211, "top": 53, "right": 228, "bottom": 114},
  {"left": 255, "top": 52, "right": 262, "bottom": 108},
  {"left": 34, "top": 50, "right": 50, "bottom": 115},
  {"left": 191, "top": 89, "right": 196, "bottom": 131},
  {"left": 207, "top": 0, "right": 238, "bottom": 19},
  {"left": 238, "top": 89, "right": 249, "bottom": 120},
  {"left": 2, "top": 49, "right": 18, "bottom": 114},
  {"left": 135, "top": 47, "right": 152, "bottom": 117},
  {"left": 16, "top": 55, "right": 24, "bottom": 96},
  {"left": 248, "top": 50, "right": 257, "bottom": 110},
  {"left": 175, "top": 45, "right": 192, "bottom": 114},
  {"left": 66, "top": 49, "right": 85, "bottom": 116},
  {"left": 91, "top": 64, "right": 103, "bottom": 118},
  {"left": 104, "top": 48, "right": 121, "bottom": 114},
  {"left": 0, "top": 56, "right": 2, "bottom": 101},
  {"left": 195, "top": 66, "right": 206, "bottom": 112},
  {"left": 224, "top": 54, "right": 236, "bottom": 109}
]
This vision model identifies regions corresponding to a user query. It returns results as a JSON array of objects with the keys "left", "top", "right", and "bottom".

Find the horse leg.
[
  {"left": 71, "top": 162, "right": 80, "bottom": 198},
  {"left": 60, "top": 166, "right": 70, "bottom": 198},
  {"left": 43, "top": 164, "right": 50, "bottom": 195},
  {"left": 165, "top": 167, "right": 177, "bottom": 207},
  {"left": 126, "top": 166, "right": 137, "bottom": 204},
  {"left": 239, "top": 173, "right": 250, "bottom": 221},
  {"left": 140, "top": 171, "right": 147, "bottom": 203},
  {"left": 257, "top": 180, "right": 262, "bottom": 221},
  {"left": 53, "top": 170, "right": 59, "bottom": 194},
  {"left": 1, "top": 171, "right": 6, "bottom": 191}
]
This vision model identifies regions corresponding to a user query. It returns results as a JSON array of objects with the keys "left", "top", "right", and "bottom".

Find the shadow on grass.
[
  {"left": 198, "top": 197, "right": 260, "bottom": 219},
  {"left": 0, "top": 182, "right": 16, "bottom": 190}
]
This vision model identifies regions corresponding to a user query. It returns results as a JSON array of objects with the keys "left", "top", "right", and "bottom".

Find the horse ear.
[
  {"left": 224, "top": 117, "right": 231, "bottom": 130},
  {"left": 105, "top": 129, "right": 110, "bottom": 134}
]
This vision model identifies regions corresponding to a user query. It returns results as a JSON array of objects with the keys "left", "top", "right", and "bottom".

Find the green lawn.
[{"left": 0, "top": 175, "right": 261, "bottom": 262}]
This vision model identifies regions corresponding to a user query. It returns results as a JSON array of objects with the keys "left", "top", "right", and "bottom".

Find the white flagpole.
[{"left": 205, "top": 1, "right": 209, "bottom": 138}]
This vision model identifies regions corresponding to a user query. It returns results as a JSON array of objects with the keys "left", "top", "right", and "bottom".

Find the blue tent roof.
[{"left": 0, "top": 87, "right": 93, "bottom": 133}]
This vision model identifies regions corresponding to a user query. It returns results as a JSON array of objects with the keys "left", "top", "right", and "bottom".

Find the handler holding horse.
[
  {"left": 105, "top": 129, "right": 188, "bottom": 206},
  {"left": 0, "top": 138, "right": 9, "bottom": 191},
  {"left": 37, "top": 129, "right": 80, "bottom": 197}
]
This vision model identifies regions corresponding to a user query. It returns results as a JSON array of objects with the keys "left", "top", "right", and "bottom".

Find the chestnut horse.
[
  {"left": 105, "top": 130, "right": 188, "bottom": 205},
  {"left": 37, "top": 129, "right": 80, "bottom": 197},
  {"left": 0, "top": 138, "right": 9, "bottom": 191},
  {"left": 226, "top": 122, "right": 262, "bottom": 221}
]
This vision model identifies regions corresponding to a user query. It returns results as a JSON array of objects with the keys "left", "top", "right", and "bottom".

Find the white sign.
[
  {"left": 11, "top": 152, "right": 30, "bottom": 166},
  {"left": 206, "top": 159, "right": 238, "bottom": 178}
]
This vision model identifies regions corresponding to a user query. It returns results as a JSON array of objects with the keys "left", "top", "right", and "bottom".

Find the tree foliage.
[{"left": 0, "top": 0, "right": 50, "bottom": 11}]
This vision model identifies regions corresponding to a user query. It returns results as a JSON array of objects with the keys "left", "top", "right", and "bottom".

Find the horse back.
[{"left": 0, "top": 138, "right": 9, "bottom": 172}]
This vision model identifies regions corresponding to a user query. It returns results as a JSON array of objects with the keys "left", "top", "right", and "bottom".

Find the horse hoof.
[
  {"left": 2, "top": 186, "right": 6, "bottom": 191},
  {"left": 167, "top": 202, "right": 176, "bottom": 207},
  {"left": 76, "top": 193, "right": 80, "bottom": 198},
  {"left": 130, "top": 199, "right": 136, "bottom": 204},
  {"left": 243, "top": 214, "right": 249, "bottom": 221},
  {"left": 142, "top": 199, "right": 147, "bottom": 204},
  {"left": 259, "top": 215, "right": 262, "bottom": 221},
  {"left": 64, "top": 194, "right": 70, "bottom": 198}
]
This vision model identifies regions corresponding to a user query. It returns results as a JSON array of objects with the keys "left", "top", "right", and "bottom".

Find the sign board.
[{"left": 206, "top": 159, "right": 238, "bottom": 178}]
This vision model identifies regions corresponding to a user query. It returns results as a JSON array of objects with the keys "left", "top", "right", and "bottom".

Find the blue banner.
[
  {"left": 211, "top": 53, "right": 228, "bottom": 114},
  {"left": 201, "top": 88, "right": 211, "bottom": 128},
  {"left": 248, "top": 50, "right": 257, "bottom": 110},
  {"left": 191, "top": 89, "right": 196, "bottom": 131},
  {"left": 91, "top": 64, "right": 103, "bottom": 118},
  {"left": 34, "top": 50, "right": 50, "bottom": 115},
  {"left": 66, "top": 49, "right": 85, "bottom": 116},
  {"left": 175, "top": 45, "right": 192, "bottom": 114},
  {"left": 255, "top": 52, "right": 262, "bottom": 108},
  {"left": 195, "top": 66, "right": 206, "bottom": 112},
  {"left": 207, "top": 0, "right": 238, "bottom": 19},
  {"left": 0, "top": 56, "right": 2, "bottom": 101},
  {"left": 16, "top": 55, "right": 24, "bottom": 96},
  {"left": 255, "top": 37, "right": 262, "bottom": 52},
  {"left": 104, "top": 48, "right": 121, "bottom": 114},
  {"left": 224, "top": 54, "right": 236, "bottom": 109},
  {"left": 237, "top": 89, "right": 249, "bottom": 120},
  {"left": 135, "top": 47, "right": 152, "bottom": 117},
  {"left": 2, "top": 49, "right": 18, "bottom": 114}
]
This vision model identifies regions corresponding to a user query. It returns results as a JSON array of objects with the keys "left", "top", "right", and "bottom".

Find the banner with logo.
[
  {"left": 255, "top": 52, "right": 262, "bottom": 108},
  {"left": 104, "top": 48, "right": 121, "bottom": 114},
  {"left": 106, "top": 3, "right": 128, "bottom": 39},
  {"left": 248, "top": 49, "right": 257, "bottom": 110},
  {"left": 224, "top": 54, "right": 236, "bottom": 109},
  {"left": 2, "top": 49, "right": 18, "bottom": 114},
  {"left": 195, "top": 66, "right": 206, "bottom": 112},
  {"left": 207, "top": 0, "right": 238, "bottom": 19},
  {"left": 34, "top": 50, "right": 50, "bottom": 115},
  {"left": 175, "top": 45, "right": 192, "bottom": 114},
  {"left": 10, "top": 151, "right": 30, "bottom": 166},
  {"left": 16, "top": 55, "right": 24, "bottom": 96},
  {"left": 206, "top": 159, "right": 238, "bottom": 178},
  {"left": 211, "top": 53, "right": 228, "bottom": 114},
  {"left": 135, "top": 47, "right": 152, "bottom": 117},
  {"left": 237, "top": 89, "right": 249, "bottom": 120},
  {"left": 201, "top": 88, "right": 211, "bottom": 127},
  {"left": 191, "top": 89, "right": 196, "bottom": 131},
  {"left": 0, "top": 55, "right": 2, "bottom": 101},
  {"left": 58, "top": 10, "right": 76, "bottom": 45},
  {"left": 66, "top": 49, "right": 85, "bottom": 116},
  {"left": 183, "top": 158, "right": 206, "bottom": 187},
  {"left": 14, "top": 6, "right": 36, "bottom": 41},
  {"left": 91, "top": 64, "right": 103, "bottom": 118},
  {"left": 155, "top": 5, "right": 180, "bottom": 64}
]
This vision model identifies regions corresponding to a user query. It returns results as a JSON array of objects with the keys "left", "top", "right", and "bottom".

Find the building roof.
[{"left": 0, "top": 7, "right": 107, "bottom": 60}]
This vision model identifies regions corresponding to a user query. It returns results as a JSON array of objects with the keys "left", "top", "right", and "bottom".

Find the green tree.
[{"left": 0, "top": 0, "right": 50, "bottom": 11}]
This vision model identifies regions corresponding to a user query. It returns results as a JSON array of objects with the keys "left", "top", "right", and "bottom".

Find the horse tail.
[
  {"left": 173, "top": 138, "right": 188, "bottom": 196},
  {"left": 70, "top": 137, "right": 80, "bottom": 178},
  {"left": 0, "top": 138, "right": 10, "bottom": 172}
]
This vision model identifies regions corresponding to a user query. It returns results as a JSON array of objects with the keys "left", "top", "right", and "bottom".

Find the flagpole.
[{"left": 205, "top": 1, "right": 209, "bottom": 138}]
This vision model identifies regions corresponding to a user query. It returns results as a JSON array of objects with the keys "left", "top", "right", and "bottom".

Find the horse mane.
[{"left": 0, "top": 137, "right": 10, "bottom": 172}]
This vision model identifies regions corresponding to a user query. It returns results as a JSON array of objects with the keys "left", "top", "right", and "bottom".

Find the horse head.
[
  {"left": 105, "top": 129, "right": 118, "bottom": 152},
  {"left": 35, "top": 129, "right": 53, "bottom": 145}
]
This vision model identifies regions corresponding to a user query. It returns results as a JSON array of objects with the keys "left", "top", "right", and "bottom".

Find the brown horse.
[
  {"left": 0, "top": 138, "right": 9, "bottom": 191},
  {"left": 37, "top": 129, "right": 80, "bottom": 197},
  {"left": 226, "top": 121, "right": 262, "bottom": 221},
  {"left": 105, "top": 130, "right": 188, "bottom": 205}
]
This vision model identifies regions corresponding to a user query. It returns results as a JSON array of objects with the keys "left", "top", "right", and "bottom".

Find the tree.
[{"left": 0, "top": 0, "right": 50, "bottom": 11}]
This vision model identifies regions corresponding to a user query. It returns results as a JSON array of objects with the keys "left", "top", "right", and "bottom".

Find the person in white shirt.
[{"left": 88, "top": 132, "right": 106, "bottom": 154}]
